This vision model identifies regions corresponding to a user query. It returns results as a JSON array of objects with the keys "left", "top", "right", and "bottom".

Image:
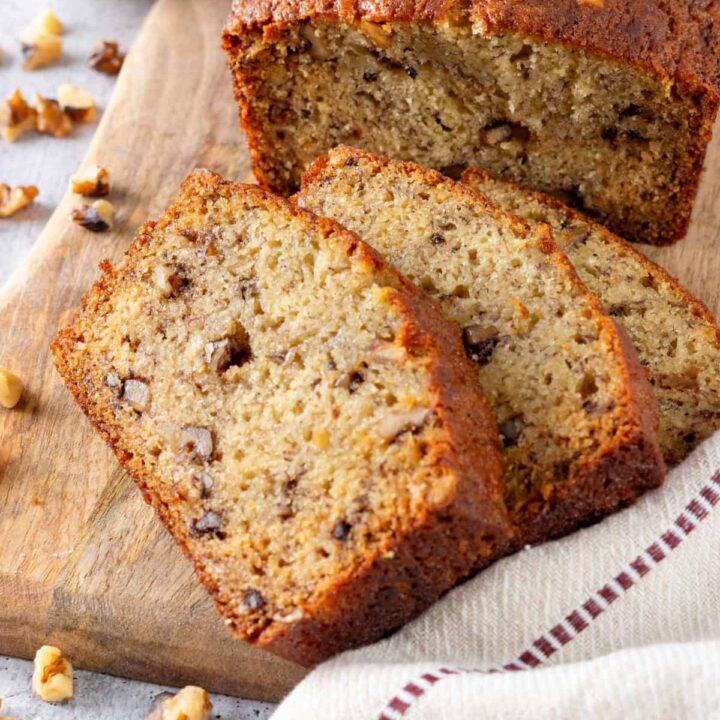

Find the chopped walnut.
[
  {"left": 71, "top": 199, "right": 114, "bottom": 232},
  {"left": 88, "top": 40, "right": 125, "bottom": 75},
  {"left": 181, "top": 426, "right": 214, "bottom": 461},
  {"left": 0, "top": 183, "right": 38, "bottom": 218},
  {"left": 377, "top": 407, "right": 430, "bottom": 440},
  {"left": 34, "top": 94, "right": 72, "bottom": 138},
  {"left": 20, "top": 27, "right": 62, "bottom": 71},
  {"left": 70, "top": 165, "right": 110, "bottom": 196},
  {"left": 154, "top": 686, "right": 212, "bottom": 720},
  {"left": 358, "top": 21, "right": 392, "bottom": 49},
  {"left": 0, "top": 367, "right": 23, "bottom": 408},
  {"left": 0, "top": 89, "right": 38, "bottom": 142},
  {"left": 154, "top": 264, "right": 188, "bottom": 296},
  {"left": 58, "top": 84, "right": 96, "bottom": 123},
  {"left": 32, "top": 645, "right": 73, "bottom": 703},
  {"left": 122, "top": 378, "right": 151, "bottom": 412}
]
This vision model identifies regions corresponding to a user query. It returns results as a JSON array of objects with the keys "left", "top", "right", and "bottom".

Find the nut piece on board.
[
  {"left": 0, "top": 89, "right": 38, "bottom": 142},
  {"left": 20, "top": 27, "right": 62, "bottom": 71},
  {"left": 0, "top": 184, "right": 38, "bottom": 218},
  {"left": 58, "top": 84, "right": 96, "bottom": 123},
  {"left": 31, "top": 645, "right": 73, "bottom": 702},
  {"left": 70, "top": 165, "right": 110, "bottom": 196},
  {"left": 34, "top": 94, "right": 72, "bottom": 138},
  {"left": 71, "top": 199, "right": 114, "bottom": 232},
  {"left": 146, "top": 686, "right": 212, "bottom": 720},
  {"left": 0, "top": 367, "right": 23, "bottom": 409},
  {"left": 88, "top": 40, "right": 125, "bottom": 74},
  {"left": 32, "top": 8, "right": 64, "bottom": 35}
]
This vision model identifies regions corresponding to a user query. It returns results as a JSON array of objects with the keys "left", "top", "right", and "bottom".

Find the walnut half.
[{"left": 0, "top": 184, "right": 38, "bottom": 218}]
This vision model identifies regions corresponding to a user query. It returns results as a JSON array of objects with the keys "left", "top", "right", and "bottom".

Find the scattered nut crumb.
[
  {"left": 34, "top": 94, "right": 73, "bottom": 138},
  {"left": 31, "top": 496, "right": 43, "bottom": 506},
  {"left": 88, "top": 40, "right": 125, "bottom": 75},
  {"left": 20, "top": 27, "right": 62, "bottom": 71},
  {"left": 32, "top": 8, "right": 64, "bottom": 35},
  {"left": 32, "top": 645, "right": 73, "bottom": 703},
  {"left": 58, "top": 84, "right": 96, "bottom": 123},
  {"left": 70, "top": 165, "right": 110, "bottom": 196},
  {"left": 146, "top": 686, "right": 211, "bottom": 720},
  {"left": 71, "top": 199, "right": 114, "bottom": 232},
  {"left": 0, "top": 183, "right": 38, "bottom": 218},
  {"left": 0, "top": 89, "right": 38, "bottom": 142}
]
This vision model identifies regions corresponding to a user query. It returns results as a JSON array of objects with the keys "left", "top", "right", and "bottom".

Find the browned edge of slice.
[
  {"left": 51, "top": 169, "right": 511, "bottom": 666},
  {"left": 299, "top": 145, "right": 666, "bottom": 546}
]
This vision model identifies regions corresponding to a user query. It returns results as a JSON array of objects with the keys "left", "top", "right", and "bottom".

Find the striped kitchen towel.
[{"left": 272, "top": 432, "right": 720, "bottom": 719}]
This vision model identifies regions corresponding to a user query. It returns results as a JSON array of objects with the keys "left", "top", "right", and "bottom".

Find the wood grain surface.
[{"left": 1, "top": 0, "right": 719, "bottom": 703}]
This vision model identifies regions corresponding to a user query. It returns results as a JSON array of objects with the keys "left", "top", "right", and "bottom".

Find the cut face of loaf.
[
  {"left": 52, "top": 171, "right": 510, "bottom": 666},
  {"left": 223, "top": 1, "right": 720, "bottom": 245},
  {"left": 462, "top": 167, "right": 720, "bottom": 465},
  {"left": 298, "top": 146, "right": 666, "bottom": 544}
]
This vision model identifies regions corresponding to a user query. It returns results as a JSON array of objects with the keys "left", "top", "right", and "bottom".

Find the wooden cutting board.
[{"left": 1, "top": 0, "right": 719, "bottom": 703}]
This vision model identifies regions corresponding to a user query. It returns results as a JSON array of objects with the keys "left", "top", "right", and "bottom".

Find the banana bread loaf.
[
  {"left": 52, "top": 170, "right": 510, "bottom": 666},
  {"left": 298, "top": 146, "right": 666, "bottom": 545},
  {"left": 223, "top": 0, "right": 720, "bottom": 245},
  {"left": 462, "top": 166, "right": 720, "bottom": 465}
]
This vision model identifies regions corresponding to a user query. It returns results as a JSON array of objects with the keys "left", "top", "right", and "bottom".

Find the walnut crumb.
[
  {"left": 0, "top": 184, "right": 38, "bottom": 218},
  {"left": 32, "top": 645, "right": 73, "bottom": 703},
  {"left": 88, "top": 40, "right": 125, "bottom": 75},
  {"left": 58, "top": 84, "right": 96, "bottom": 123},
  {"left": 34, "top": 94, "right": 73, "bottom": 138},
  {"left": 0, "top": 366, "right": 23, "bottom": 408},
  {"left": 70, "top": 165, "right": 110, "bottom": 197},
  {"left": 0, "top": 89, "right": 38, "bottom": 142},
  {"left": 20, "top": 27, "right": 62, "bottom": 71},
  {"left": 145, "top": 686, "right": 211, "bottom": 720},
  {"left": 71, "top": 199, "right": 114, "bottom": 232}
]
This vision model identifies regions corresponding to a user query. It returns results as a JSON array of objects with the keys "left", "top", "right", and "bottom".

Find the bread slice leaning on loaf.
[
  {"left": 52, "top": 170, "right": 511, "bottom": 666},
  {"left": 297, "top": 146, "right": 666, "bottom": 546},
  {"left": 462, "top": 167, "right": 720, "bottom": 466}
]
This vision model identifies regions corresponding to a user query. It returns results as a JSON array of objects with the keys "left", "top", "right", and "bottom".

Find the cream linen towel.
[{"left": 272, "top": 433, "right": 720, "bottom": 719}]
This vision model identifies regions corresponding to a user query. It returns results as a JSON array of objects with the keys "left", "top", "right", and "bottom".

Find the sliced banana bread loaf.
[
  {"left": 462, "top": 167, "right": 720, "bottom": 465},
  {"left": 223, "top": 0, "right": 720, "bottom": 244},
  {"left": 52, "top": 170, "right": 510, "bottom": 666},
  {"left": 298, "top": 146, "right": 666, "bottom": 545}
]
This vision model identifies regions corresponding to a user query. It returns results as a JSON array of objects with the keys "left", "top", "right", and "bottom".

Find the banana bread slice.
[
  {"left": 52, "top": 170, "right": 510, "bottom": 666},
  {"left": 462, "top": 167, "right": 720, "bottom": 465},
  {"left": 298, "top": 146, "right": 666, "bottom": 545},
  {"left": 223, "top": 0, "right": 720, "bottom": 245}
]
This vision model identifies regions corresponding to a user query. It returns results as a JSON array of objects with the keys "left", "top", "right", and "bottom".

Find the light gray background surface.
[{"left": 0, "top": 2, "right": 276, "bottom": 717}]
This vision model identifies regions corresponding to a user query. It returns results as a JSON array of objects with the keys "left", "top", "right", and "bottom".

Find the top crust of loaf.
[
  {"left": 225, "top": 0, "right": 720, "bottom": 98},
  {"left": 51, "top": 169, "right": 511, "bottom": 666}
]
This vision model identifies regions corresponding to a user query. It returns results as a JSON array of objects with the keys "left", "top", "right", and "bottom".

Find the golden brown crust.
[
  {"left": 300, "top": 145, "right": 666, "bottom": 547},
  {"left": 225, "top": 0, "right": 720, "bottom": 96},
  {"left": 51, "top": 169, "right": 511, "bottom": 666}
]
